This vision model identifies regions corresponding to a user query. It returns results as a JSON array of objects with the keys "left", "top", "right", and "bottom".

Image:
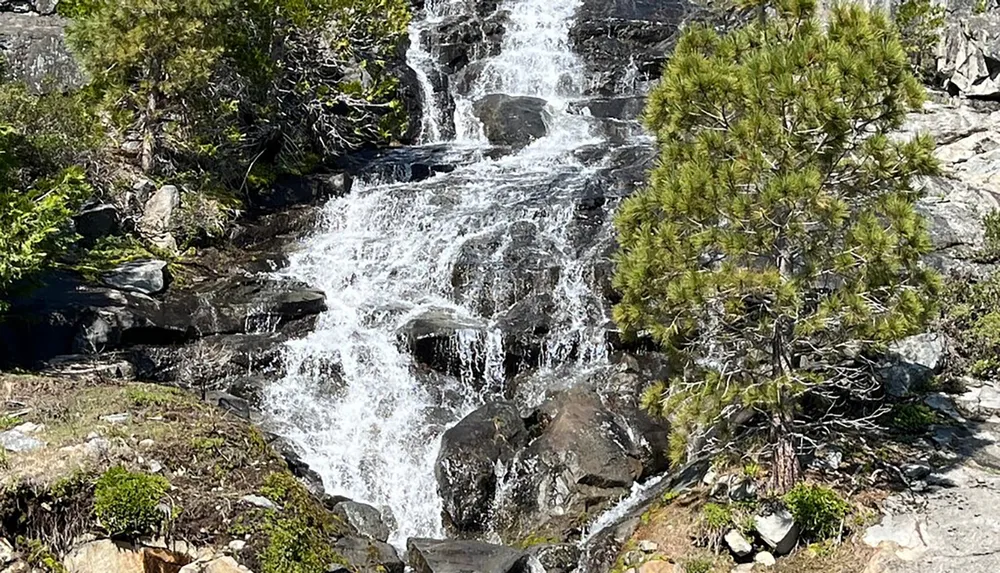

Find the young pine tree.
[{"left": 615, "top": 0, "right": 939, "bottom": 491}]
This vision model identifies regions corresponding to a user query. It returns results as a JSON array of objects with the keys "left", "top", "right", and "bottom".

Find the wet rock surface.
[{"left": 473, "top": 94, "right": 551, "bottom": 150}]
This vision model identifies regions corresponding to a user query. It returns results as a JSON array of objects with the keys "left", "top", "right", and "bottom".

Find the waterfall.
[{"left": 262, "top": 0, "right": 640, "bottom": 549}]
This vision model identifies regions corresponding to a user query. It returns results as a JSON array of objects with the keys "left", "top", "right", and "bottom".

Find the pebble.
[
  {"left": 638, "top": 540, "right": 658, "bottom": 553},
  {"left": 100, "top": 413, "right": 130, "bottom": 424},
  {"left": 755, "top": 551, "right": 776, "bottom": 567},
  {"left": 228, "top": 539, "right": 246, "bottom": 552},
  {"left": 241, "top": 495, "right": 279, "bottom": 510}
]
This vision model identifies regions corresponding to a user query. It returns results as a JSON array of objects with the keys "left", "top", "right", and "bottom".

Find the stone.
[
  {"left": 140, "top": 185, "right": 181, "bottom": 251},
  {"left": 0, "top": 538, "right": 14, "bottom": 564},
  {"left": 863, "top": 514, "right": 928, "bottom": 559},
  {"left": 637, "top": 540, "right": 658, "bottom": 553},
  {"left": 637, "top": 561, "right": 675, "bottom": 573},
  {"left": 64, "top": 540, "right": 144, "bottom": 573},
  {"left": 725, "top": 529, "right": 753, "bottom": 558},
  {"left": 249, "top": 172, "right": 353, "bottom": 212},
  {"left": 526, "top": 544, "right": 580, "bottom": 573},
  {"left": 227, "top": 540, "right": 246, "bottom": 553},
  {"left": 240, "top": 494, "right": 278, "bottom": 510},
  {"left": 178, "top": 556, "right": 251, "bottom": 573},
  {"left": 335, "top": 537, "right": 405, "bottom": 573},
  {"left": 754, "top": 551, "right": 776, "bottom": 567},
  {"left": 73, "top": 203, "right": 120, "bottom": 245},
  {"left": 100, "top": 413, "right": 130, "bottom": 424},
  {"left": 731, "top": 565, "right": 754, "bottom": 573},
  {"left": 472, "top": 94, "right": 550, "bottom": 150},
  {"left": 729, "top": 479, "right": 757, "bottom": 502},
  {"left": 882, "top": 333, "right": 947, "bottom": 398},
  {"left": 101, "top": 259, "right": 169, "bottom": 295},
  {"left": 407, "top": 539, "right": 534, "bottom": 573},
  {"left": 332, "top": 500, "right": 391, "bottom": 542},
  {"left": 436, "top": 402, "right": 527, "bottom": 535},
  {"left": 754, "top": 508, "right": 798, "bottom": 555},
  {"left": 0, "top": 13, "right": 86, "bottom": 94},
  {"left": 902, "top": 462, "right": 932, "bottom": 481},
  {"left": 0, "top": 429, "right": 44, "bottom": 452}
]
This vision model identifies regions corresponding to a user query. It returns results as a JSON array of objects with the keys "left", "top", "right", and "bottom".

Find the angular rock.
[
  {"left": 420, "top": 13, "right": 507, "bottom": 74},
  {"left": 436, "top": 402, "right": 528, "bottom": 534},
  {"left": 526, "top": 543, "right": 580, "bottom": 573},
  {"left": 407, "top": 539, "right": 534, "bottom": 573},
  {"left": 0, "top": 429, "right": 44, "bottom": 453},
  {"left": 754, "top": 551, "right": 776, "bottom": 567},
  {"left": 240, "top": 494, "right": 278, "bottom": 510},
  {"left": 0, "top": 13, "right": 86, "bottom": 93},
  {"left": 725, "top": 529, "right": 753, "bottom": 557},
  {"left": 73, "top": 203, "right": 120, "bottom": 245},
  {"left": 332, "top": 500, "right": 391, "bottom": 542},
  {"left": 140, "top": 185, "right": 181, "bottom": 251},
  {"left": 473, "top": 95, "right": 550, "bottom": 150},
  {"left": 399, "top": 309, "right": 488, "bottom": 381},
  {"left": 334, "top": 537, "right": 405, "bottom": 573},
  {"left": 754, "top": 508, "right": 798, "bottom": 555},
  {"left": 101, "top": 259, "right": 169, "bottom": 295},
  {"left": 882, "top": 333, "right": 947, "bottom": 397},
  {"left": 0, "top": 538, "right": 14, "bottom": 565},
  {"left": 178, "top": 556, "right": 251, "bottom": 573}
]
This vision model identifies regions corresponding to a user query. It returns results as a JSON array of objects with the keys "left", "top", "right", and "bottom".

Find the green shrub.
[
  {"left": 783, "top": 483, "right": 850, "bottom": 541},
  {"left": 20, "top": 538, "right": 67, "bottom": 573},
  {"left": 890, "top": 403, "right": 938, "bottom": 432},
  {"left": 683, "top": 558, "right": 713, "bottom": 573},
  {"left": 93, "top": 466, "right": 170, "bottom": 536},
  {"left": 895, "top": 0, "right": 946, "bottom": 78}
]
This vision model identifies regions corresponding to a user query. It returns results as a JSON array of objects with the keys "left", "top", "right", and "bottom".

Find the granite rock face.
[{"left": 0, "top": 10, "right": 85, "bottom": 93}]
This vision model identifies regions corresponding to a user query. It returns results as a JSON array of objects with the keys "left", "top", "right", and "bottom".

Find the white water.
[{"left": 263, "top": 0, "right": 620, "bottom": 548}]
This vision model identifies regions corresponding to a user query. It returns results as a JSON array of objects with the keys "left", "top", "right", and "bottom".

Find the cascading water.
[{"left": 263, "top": 0, "right": 645, "bottom": 549}]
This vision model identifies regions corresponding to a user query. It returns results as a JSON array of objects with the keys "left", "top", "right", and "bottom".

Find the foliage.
[
  {"left": 93, "top": 466, "right": 171, "bottom": 537},
  {"left": 889, "top": 403, "right": 938, "bottom": 432},
  {"left": 783, "top": 483, "right": 850, "bottom": 540},
  {"left": 895, "top": 0, "right": 945, "bottom": 78},
  {"left": 71, "top": 236, "right": 160, "bottom": 281},
  {"left": 698, "top": 503, "right": 732, "bottom": 550},
  {"left": 683, "top": 558, "right": 714, "bottom": 573},
  {"left": 20, "top": 538, "right": 67, "bottom": 573},
  {"left": 125, "top": 385, "right": 182, "bottom": 408},
  {"left": 0, "top": 415, "right": 22, "bottom": 431},
  {"left": 618, "top": 0, "right": 939, "bottom": 488}
]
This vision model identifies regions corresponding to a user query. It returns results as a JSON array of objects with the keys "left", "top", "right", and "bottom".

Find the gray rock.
[
  {"left": 754, "top": 508, "right": 798, "bottom": 555},
  {"left": 436, "top": 402, "right": 528, "bottom": 535},
  {"left": 407, "top": 539, "right": 535, "bottom": 573},
  {"left": 332, "top": 501, "right": 391, "bottom": 542},
  {"left": 140, "top": 185, "right": 181, "bottom": 251},
  {"left": 334, "top": 537, "right": 404, "bottom": 573},
  {"left": 724, "top": 529, "right": 753, "bottom": 558},
  {"left": 637, "top": 540, "right": 657, "bottom": 553},
  {"left": 526, "top": 544, "right": 580, "bottom": 573},
  {"left": 73, "top": 203, "right": 120, "bottom": 245},
  {"left": 902, "top": 462, "right": 932, "bottom": 480},
  {"left": 0, "top": 13, "right": 86, "bottom": 93},
  {"left": 937, "top": 1, "right": 1000, "bottom": 98},
  {"left": 249, "top": 173, "right": 353, "bottom": 213},
  {"left": 882, "top": 333, "right": 947, "bottom": 397},
  {"left": 729, "top": 479, "right": 757, "bottom": 502},
  {"left": 0, "top": 429, "right": 44, "bottom": 452},
  {"left": 472, "top": 94, "right": 550, "bottom": 150},
  {"left": 0, "top": 537, "right": 14, "bottom": 564},
  {"left": 101, "top": 259, "right": 168, "bottom": 295},
  {"left": 240, "top": 494, "right": 278, "bottom": 510},
  {"left": 754, "top": 551, "right": 776, "bottom": 567}
]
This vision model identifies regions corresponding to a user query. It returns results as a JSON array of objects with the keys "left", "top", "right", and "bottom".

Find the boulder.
[
  {"left": 332, "top": 500, "right": 392, "bottom": 542},
  {"left": 178, "top": 556, "right": 251, "bottom": 573},
  {"left": 568, "top": 97, "right": 647, "bottom": 121},
  {"left": 101, "top": 259, "right": 169, "bottom": 295},
  {"left": 249, "top": 173, "right": 353, "bottom": 212},
  {"left": 937, "top": 0, "right": 1000, "bottom": 98},
  {"left": 882, "top": 333, "right": 947, "bottom": 397},
  {"left": 436, "top": 402, "right": 528, "bottom": 534},
  {"left": 0, "top": 13, "right": 86, "bottom": 94},
  {"left": 0, "top": 429, "right": 44, "bottom": 453},
  {"left": 754, "top": 551, "right": 776, "bottom": 567},
  {"left": 472, "top": 95, "right": 550, "bottom": 150},
  {"left": 725, "top": 529, "right": 753, "bottom": 557},
  {"left": 492, "top": 387, "right": 644, "bottom": 541},
  {"left": 334, "top": 537, "right": 405, "bottom": 573},
  {"left": 754, "top": 508, "right": 799, "bottom": 555},
  {"left": 140, "top": 185, "right": 181, "bottom": 252},
  {"left": 526, "top": 543, "right": 580, "bottom": 573},
  {"left": 73, "top": 203, "right": 120, "bottom": 245},
  {"left": 64, "top": 540, "right": 193, "bottom": 573},
  {"left": 420, "top": 13, "right": 507, "bottom": 74},
  {"left": 399, "top": 309, "right": 489, "bottom": 381},
  {"left": 407, "top": 539, "right": 535, "bottom": 573}
]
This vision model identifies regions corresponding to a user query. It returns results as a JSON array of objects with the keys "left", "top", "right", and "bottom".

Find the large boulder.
[
  {"left": 334, "top": 537, "right": 405, "bottom": 573},
  {"left": 332, "top": 500, "right": 392, "bottom": 542},
  {"left": 73, "top": 203, "right": 121, "bottom": 246},
  {"left": 248, "top": 172, "right": 353, "bottom": 213},
  {"left": 881, "top": 333, "right": 948, "bottom": 397},
  {"left": 936, "top": 0, "right": 1000, "bottom": 98},
  {"left": 100, "top": 259, "right": 169, "bottom": 295},
  {"left": 140, "top": 184, "right": 181, "bottom": 252},
  {"left": 569, "top": 0, "right": 695, "bottom": 95},
  {"left": 407, "top": 539, "right": 536, "bottom": 573},
  {"left": 492, "top": 387, "right": 645, "bottom": 542},
  {"left": 436, "top": 402, "right": 529, "bottom": 534},
  {"left": 472, "top": 95, "right": 550, "bottom": 150},
  {"left": 0, "top": 12, "right": 86, "bottom": 93},
  {"left": 420, "top": 13, "right": 507, "bottom": 74}
]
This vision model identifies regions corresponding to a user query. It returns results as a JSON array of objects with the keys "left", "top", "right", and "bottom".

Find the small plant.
[
  {"left": 125, "top": 385, "right": 180, "bottom": 408},
  {"left": 191, "top": 436, "right": 226, "bottom": 452},
  {"left": 93, "top": 466, "right": 170, "bottom": 536},
  {"left": 0, "top": 415, "right": 22, "bottom": 431},
  {"left": 698, "top": 503, "right": 733, "bottom": 550},
  {"left": 783, "top": 483, "right": 850, "bottom": 541},
  {"left": 20, "top": 537, "right": 68, "bottom": 573},
  {"left": 890, "top": 403, "right": 938, "bottom": 433},
  {"left": 742, "top": 461, "right": 762, "bottom": 479},
  {"left": 518, "top": 532, "right": 559, "bottom": 549},
  {"left": 683, "top": 557, "right": 713, "bottom": 573},
  {"left": 661, "top": 490, "right": 680, "bottom": 505}
]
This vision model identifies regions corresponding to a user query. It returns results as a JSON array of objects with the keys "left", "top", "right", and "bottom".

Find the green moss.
[
  {"left": 700, "top": 503, "right": 732, "bottom": 530},
  {"left": 783, "top": 483, "right": 850, "bottom": 541},
  {"left": 191, "top": 436, "right": 226, "bottom": 452},
  {"left": 518, "top": 533, "right": 559, "bottom": 548},
  {"left": 125, "top": 385, "right": 182, "bottom": 408},
  {"left": 71, "top": 236, "right": 159, "bottom": 282},
  {"left": 93, "top": 466, "right": 170, "bottom": 537},
  {"left": 683, "top": 558, "right": 713, "bottom": 573}
]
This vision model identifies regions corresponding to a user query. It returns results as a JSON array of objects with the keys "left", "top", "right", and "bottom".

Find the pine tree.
[{"left": 615, "top": 0, "right": 940, "bottom": 490}]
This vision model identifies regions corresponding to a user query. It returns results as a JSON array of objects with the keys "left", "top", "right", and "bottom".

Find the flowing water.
[{"left": 263, "top": 0, "right": 643, "bottom": 548}]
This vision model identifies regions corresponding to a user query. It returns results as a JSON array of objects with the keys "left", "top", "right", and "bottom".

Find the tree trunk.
[
  {"left": 140, "top": 86, "right": 158, "bottom": 175},
  {"left": 769, "top": 412, "right": 800, "bottom": 494}
]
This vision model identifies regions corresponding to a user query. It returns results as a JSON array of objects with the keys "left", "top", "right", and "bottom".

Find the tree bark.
[
  {"left": 769, "top": 411, "right": 800, "bottom": 494},
  {"left": 140, "top": 86, "right": 158, "bottom": 175}
]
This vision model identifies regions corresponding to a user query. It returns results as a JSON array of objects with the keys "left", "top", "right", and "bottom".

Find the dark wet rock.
[
  {"left": 527, "top": 543, "right": 581, "bottom": 573},
  {"left": 248, "top": 172, "right": 352, "bottom": 213},
  {"left": 436, "top": 402, "right": 529, "bottom": 535},
  {"left": 407, "top": 539, "right": 536, "bottom": 573},
  {"left": 100, "top": 259, "right": 169, "bottom": 295},
  {"left": 568, "top": 97, "right": 647, "bottom": 121},
  {"left": 73, "top": 203, "right": 120, "bottom": 246},
  {"left": 420, "top": 13, "right": 507, "bottom": 74},
  {"left": 399, "top": 309, "right": 488, "bottom": 380},
  {"left": 203, "top": 390, "right": 252, "bottom": 420},
  {"left": 496, "top": 293, "right": 556, "bottom": 376},
  {"left": 0, "top": 13, "right": 86, "bottom": 93},
  {"left": 569, "top": 0, "right": 695, "bottom": 95},
  {"left": 473, "top": 95, "right": 551, "bottom": 150},
  {"left": 266, "top": 434, "right": 325, "bottom": 494},
  {"left": 493, "top": 387, "right": 645, "bottom": 542},
  {"left": 333, "top": 501, "right": 392, "bottom": 542},
  {"left": 334, "top": 537, "right": 405, "bottom": 573}
]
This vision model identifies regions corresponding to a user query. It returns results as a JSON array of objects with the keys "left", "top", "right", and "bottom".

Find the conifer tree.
[{"left": 614, "top": 0, "right": 940, "bottom": 490}]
